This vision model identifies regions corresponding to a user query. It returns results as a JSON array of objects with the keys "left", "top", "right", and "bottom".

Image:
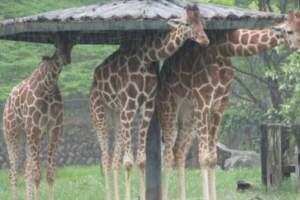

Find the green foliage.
[
  {"left": 198, "top": 0, "right": 235, "bottom": 6},
  {"left": 279, "top": 53, "right": 300, "bottom": 124},
  {"left": 0, "top": 0, "right": 114, "bottom": 103}
]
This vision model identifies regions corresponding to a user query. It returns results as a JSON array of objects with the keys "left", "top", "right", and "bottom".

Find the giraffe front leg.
[
  {"left": 136, "top": 100, "right": 155, "bottom": 200},
  {"left": 207, "top": 139, "right": 217, "bottom": 200},
  {"left": 208, "top": 124, "right": 218, "bottom": 200},
  {"left": 194, "top": 108, "right": 210, "bottom": 200},
  {"left": 208, "top": 95, "right": 230, "bottom": 200}
]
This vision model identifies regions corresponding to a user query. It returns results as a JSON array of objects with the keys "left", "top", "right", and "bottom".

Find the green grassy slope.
[
  {"left": 0, "top": 0, "right": 115, "bottom": 102},
  {"left": 0, "top": 166, "right": 298, "bottom": 200}
]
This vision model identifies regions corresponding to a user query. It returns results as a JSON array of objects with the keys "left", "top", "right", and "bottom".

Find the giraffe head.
[
  {"left": 167, "top": 5, "right": 209, "bottom": 46},
  {"left": 283, "top": 11, "right": 300, "bottom": 52},
  {"left": 54, "top": 36, "right": 75, "bottom": 65}
]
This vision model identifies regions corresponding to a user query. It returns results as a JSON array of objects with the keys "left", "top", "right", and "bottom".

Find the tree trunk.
[
  {"left": 259, "top": 0, "right": 267, "bottom": 11},
  {"left": 280, "top": 0, "right": 287, "bottom": 13},
  {"left": 268, "top": 78, "right": 283, "bottom": 112}
]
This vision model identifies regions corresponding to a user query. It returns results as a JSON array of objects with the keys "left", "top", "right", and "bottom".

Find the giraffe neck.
[
  {"left": 39, "top": 47, "right": 65, "bottom": 88},
  {"left": 137, "top": 25, "right": 191, "bottom": 63},
  {"left": 212, "top": 26, "right": 285, "bottom": 57}
]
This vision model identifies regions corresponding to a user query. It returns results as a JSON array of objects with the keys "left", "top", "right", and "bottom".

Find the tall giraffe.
[
  {"left": 3, "top": 36, "right": 74, "bottom": 200},
  {"left": 159, "top": 11, "right": 300, "bottom": 200},
  {"left": 89, "top": 5, "right": 209, "bottom": 200}
]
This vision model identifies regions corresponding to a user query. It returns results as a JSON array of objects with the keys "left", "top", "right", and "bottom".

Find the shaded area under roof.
[{"left": 0, "top": 0, "right": 285, "bottom": 44}]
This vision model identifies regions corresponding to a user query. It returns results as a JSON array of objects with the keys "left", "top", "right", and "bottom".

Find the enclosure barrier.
[
  {"left": 261, "top": 123, "right": 300, "bottom": 192},
  {"left": 293, "top": 125, "right": 300, "bottom": 192}
]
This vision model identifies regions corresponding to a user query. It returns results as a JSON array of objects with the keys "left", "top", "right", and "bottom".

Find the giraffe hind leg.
[
  {"left": 25, "top": 146, "right": 33, "bottom": 200},
  {"left": 47, "top": 125, "right": 62, "bottom": 200},
  {"left": 159, "top": 102, "right": 177, "bottom": 200},
  {"left": 174, "top": 102, "right": 194, "bottom": 200},
  {"left": 26, "top": 126, "right": 42, "bottom": 200},
  {"left": 207, "top": 95, "right": 230, "bottom": 200},
  {"left": 4, "top": 127, "right": 20, "bottom": 200},
  {"left": 92, "top": 102, "right": 112, "bottom": 200},
  {"left": 111, "top": 116, "right": 122, "bottom": 200},
  {"left": 120, "top": 109, "right": 137, "bottom": 200},
  {"left": 174, "top": 123, "right": 194, "bottom": 200},
  {"left": 3, "top": 110, "right": 20, "bottom": 200},
  {"left": 136, "top": 100, "right": 155, "bottom": 200}
]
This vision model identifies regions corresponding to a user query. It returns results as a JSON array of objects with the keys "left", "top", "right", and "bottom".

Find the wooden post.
[
  {"left": 281, "top": 126, "right": 290, "bottom": 177},
  {"left": 261, "top": 124, "right": 268, "bottom": 185},
  {"left": 261, "top": 124, "right": 283, "bottom": 191},
  {"left": 145, "top": 108, "right": 161, "bottom": 200},
  {"left": 293, "top": 125, "right": 300, "bottom": 192}
]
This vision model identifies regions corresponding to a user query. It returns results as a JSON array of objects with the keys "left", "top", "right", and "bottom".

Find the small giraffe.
[
  {"left": 3, "top": 36, "right": 74, "bottom": 200},
  {"left": 89, "top": 5, "right": 209, "bottom": 200},
  {"left": 159, "top": 11, "right": 300, "bottom": 200}
]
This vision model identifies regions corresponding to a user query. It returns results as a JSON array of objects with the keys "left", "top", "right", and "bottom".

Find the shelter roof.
[{"left": 0, "top": 0, "right": 285, "bottom": 44}]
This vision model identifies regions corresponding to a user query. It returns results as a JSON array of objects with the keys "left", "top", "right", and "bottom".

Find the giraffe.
[
  {"left": 159, "top": 10, "right": 300, "bottom": 200},
  {"left": 3, "top": 36, "right": 74, "bottom": 200},
  {"left": 89, "top": 5, "right": 209, "bottom": 200}
]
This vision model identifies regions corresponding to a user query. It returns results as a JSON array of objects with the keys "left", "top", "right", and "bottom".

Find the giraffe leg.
[
  {"left": 174, "top": 113, "right": 194, "bottom": 200},
  {"left": 159, "top": 96, "right": 177, "bottom": 200},
  {"left": 3, "top": 124, "right": 20, "bottom": 200},
  {"left": 111, "top": 115, "right": 125, "bottom": 200},
  {"left": 194, "top": 107, "right": 210, "bottom": 200},
  {"left": 208, "top": 95, "right": 230, "bottom": 200},
  {"left": 26, "top": 126, "right": 42, "bottom": 200},
  {"left": 25, "top": 146, "right": 33, "bottom": 200},
  {"left": 208, "top": 168, "right": 216, "bottom": 200},
  {"left": 47, "top": 99, "right": 63, "bottom": 200},
  {"left": 91, "top": 101, "right": 112, "bottom": 200},
  {"left": 161, "top": 117, "right": 177, "bottom": 200},
  {"left": 202, "top": 168, "right": 210, "bottom": 200},
  {"left": 47, "top": 125, "right": 62, "bottom": 200},
  {"left": 120, "top": 109, "right": 136, "bottom": 200},
  {"left": 99, "top": 130, "right": 112, "bottom": 200},
  {"left": 112, "top": 139, "right": 122, "bottom": 200},
  {"left": 136, "top": 100, "right": 155, "bottom": 200}
]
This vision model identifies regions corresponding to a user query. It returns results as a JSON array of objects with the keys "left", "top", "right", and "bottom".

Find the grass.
[{"left": 0, "top": 166, "right": 299, "bottom": 200}]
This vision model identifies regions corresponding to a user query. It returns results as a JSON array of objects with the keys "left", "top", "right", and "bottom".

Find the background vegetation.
[{"left": 1, "top": 0, "right": 300, "bottom": 149}]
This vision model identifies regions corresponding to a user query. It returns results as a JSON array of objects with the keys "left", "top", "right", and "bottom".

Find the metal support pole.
[{"left": 145, "top": 108, "right": 161, "bottom": 200}]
